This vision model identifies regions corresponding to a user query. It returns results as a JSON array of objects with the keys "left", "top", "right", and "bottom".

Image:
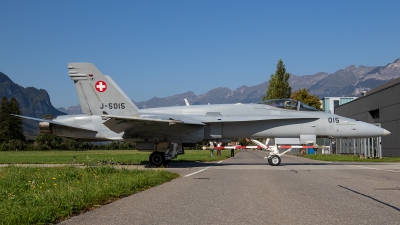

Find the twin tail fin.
[{"left": 68, "top": 63, "right": 139, "bottom": 116}]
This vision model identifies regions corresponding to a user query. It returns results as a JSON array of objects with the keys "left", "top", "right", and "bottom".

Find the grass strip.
[
  {"left": 0, "top": 149, "right": 239, "bottom": 165},
  {"left": 303, "top": 154, "right": 400, "bottom": 162},
  {"left": 0, "top": 150, "right": 148, "bottom": 164},
  {"left": 0, "top": 166, "right": 179, "bottom": 224}
]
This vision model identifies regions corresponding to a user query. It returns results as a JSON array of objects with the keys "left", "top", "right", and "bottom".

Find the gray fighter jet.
[{"left": 15, "top": 63, "right": 390, "bottom": 166}]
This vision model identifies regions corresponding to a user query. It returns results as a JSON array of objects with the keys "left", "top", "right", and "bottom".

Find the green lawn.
[
  {"left": 302, "top": 154, "right": 400, "bottom": 162},
  {"left": 0, "top": 150, "right": 148, "bottom": 164},
  {"left": 0, "top": 149, "right": 238, "bottom": 165},
  {"left": 0, "top": 149, "right": 240, "bottom": 224},
  {"left": 0, "top": 166, "right": 178, "bottom": 224}
]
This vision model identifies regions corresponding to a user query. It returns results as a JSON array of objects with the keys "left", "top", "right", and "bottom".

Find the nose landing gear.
[
  {"left": 268, "top": 155, "right": 281, "bottom": 166},
  {"left": 249, "top": 139, "right": 291, "bottom": 166}
]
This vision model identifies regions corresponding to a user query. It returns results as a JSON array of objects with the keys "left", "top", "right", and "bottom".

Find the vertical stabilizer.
[{"left": 68, "top": 63, "right": 139, "bottom": 116}]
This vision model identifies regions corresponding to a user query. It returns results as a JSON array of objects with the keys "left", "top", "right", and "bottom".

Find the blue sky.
[{"left": 1, "top": 0, "right": 399, "bottom": 108}]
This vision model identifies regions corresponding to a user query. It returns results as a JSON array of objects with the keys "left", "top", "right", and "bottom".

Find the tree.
[
  {"left": 35, "top": 133, "right": 63, "bottom": 150},
  {"left": 0, "top": 97, "right": 11, "bottom": 142},
  {"left": 9, "top": 97, "right": 25, "bottom": 141},
  {"left": 290, "top": 88, "right": 322, "bottom": 110},
  {"left": 0, "top": 97, "right": 25, "bottom": 150},
  {"left": 262, "top": 59, "right": 292, "bottom": 100}
]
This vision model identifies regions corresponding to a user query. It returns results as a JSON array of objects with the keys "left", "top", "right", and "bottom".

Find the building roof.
[
  {"left": 366, "top": 76, "right": 400, "bottom": 96},
  {"left": 336, "top": 76, "right": 400, "bottom": 108},
  {"left": 320, "top": 97, "right": 357, "bottom": 99}
]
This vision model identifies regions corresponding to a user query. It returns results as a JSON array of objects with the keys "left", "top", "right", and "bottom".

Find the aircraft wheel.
[
  {"left": 267, "top": 157, "right": 272, "bottom": 165},
  {"left": 269, "top": 155, "right": 281, "bottom": 166},
  {"left": 149, "top": 151, "right": 165, "bottom": 167}
]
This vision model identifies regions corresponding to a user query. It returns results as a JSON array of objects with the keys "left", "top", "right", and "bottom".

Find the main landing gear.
[
  {"left": 249, "top": 139, "right": 291, "bottom": 166},
  {"left": 149, "top": 151, "right": 165, "bottom": 167},
  {"left": 149, "top": 151, "right": 173, "bottom": 167},
  {"left": 148, "top": 142, "right": 180, "bottom": 167}
]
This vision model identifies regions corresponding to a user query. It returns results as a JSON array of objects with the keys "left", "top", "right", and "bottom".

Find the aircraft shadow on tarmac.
[{"left": 338, "top": 185, "right": 400, "bottom": 212}]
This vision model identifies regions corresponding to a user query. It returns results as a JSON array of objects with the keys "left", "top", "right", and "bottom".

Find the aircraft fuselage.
[{"left": 47, "top": 103, "right": 386, "bottom": 144}]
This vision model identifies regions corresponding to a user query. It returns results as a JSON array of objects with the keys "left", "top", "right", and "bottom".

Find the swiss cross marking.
[{"left": 95, "top": 81, "right": 107, "bottom": 92}]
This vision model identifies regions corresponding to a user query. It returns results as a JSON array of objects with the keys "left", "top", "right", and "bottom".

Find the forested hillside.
[{"left": 0, "top": 71, "right": 65, "bottom": 137}]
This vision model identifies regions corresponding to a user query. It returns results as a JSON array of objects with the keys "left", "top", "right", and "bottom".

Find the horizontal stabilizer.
[{"left": 12, "top": 114, "right": 97, "bottom": 132}]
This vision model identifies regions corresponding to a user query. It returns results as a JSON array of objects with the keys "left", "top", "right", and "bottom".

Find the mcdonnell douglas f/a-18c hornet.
[{"left": 15, "top": 63, "right": 390, "bottom": 166}]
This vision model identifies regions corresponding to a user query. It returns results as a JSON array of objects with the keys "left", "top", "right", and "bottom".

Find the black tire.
[
  {"left": 267, "top": 157, "right": 272, "bottom": 165},
  {"left": 269, "top": 155, "right": 281, "bottom": 166},
  {"left": 149, "top": 152, "right": 165, "bottom": 167}
]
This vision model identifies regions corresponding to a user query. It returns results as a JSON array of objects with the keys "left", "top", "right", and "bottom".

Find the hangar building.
[{"left": 335, "top": 77, "right": 400, "bottom": 157}]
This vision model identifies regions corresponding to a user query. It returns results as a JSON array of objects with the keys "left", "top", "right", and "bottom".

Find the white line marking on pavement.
[
  {"left": 184, "top": 160, "right": 222, "bottom": 177},
  {"left": 347, "top": 165, "right": 400, "bottom": 173}
]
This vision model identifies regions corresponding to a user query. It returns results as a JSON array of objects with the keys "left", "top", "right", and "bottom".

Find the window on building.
[
  {"left": 333, "top": 100, "right": 340, "bottom": 109},
  {"left": 369, "top": 109, "right": 380, "bottom": 119}
]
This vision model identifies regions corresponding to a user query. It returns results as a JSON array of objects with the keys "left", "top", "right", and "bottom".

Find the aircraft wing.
[
  {"left": 101, "top": 113, "right": 319, "bottom": 134},
  {"left": 102, "top": 115, "right": 205, "bottom": 133},
  {"left": 12, "top": 114, "right": 98, "bottom": 132}
]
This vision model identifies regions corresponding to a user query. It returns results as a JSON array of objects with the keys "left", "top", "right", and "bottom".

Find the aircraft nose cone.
[{"left": 383, "top": 129, "right": 391, "bottom": 136}]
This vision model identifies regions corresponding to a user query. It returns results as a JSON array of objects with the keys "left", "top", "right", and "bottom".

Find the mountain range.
[
  {"left": 58, "top": 58, "right": 400, "bottom": 114},
  {"left": 1, "top": 58, "right": 399, "bottom": 125}
]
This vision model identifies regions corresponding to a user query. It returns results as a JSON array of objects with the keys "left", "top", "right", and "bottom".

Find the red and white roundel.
[{"left": 95, "top": 81, "right": 107, "bottom": 92}]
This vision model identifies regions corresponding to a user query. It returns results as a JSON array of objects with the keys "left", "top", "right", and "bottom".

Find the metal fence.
[{"left": 335, "top": 137, "right": 382, "bottom": 158}]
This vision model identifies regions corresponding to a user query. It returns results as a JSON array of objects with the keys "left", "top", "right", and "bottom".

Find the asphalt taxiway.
[{"left": 60, "top": 150, "right": 400, "bottom": 225}]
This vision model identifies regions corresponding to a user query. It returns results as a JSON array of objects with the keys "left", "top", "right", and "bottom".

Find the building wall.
[{"left": 335, "top": 82, "right": 400, "bottom": 157}]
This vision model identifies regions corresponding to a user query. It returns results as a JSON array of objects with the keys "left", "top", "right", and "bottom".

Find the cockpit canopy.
[{"left": 257, "top": 99, "right": 319, "bottom": 111}]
